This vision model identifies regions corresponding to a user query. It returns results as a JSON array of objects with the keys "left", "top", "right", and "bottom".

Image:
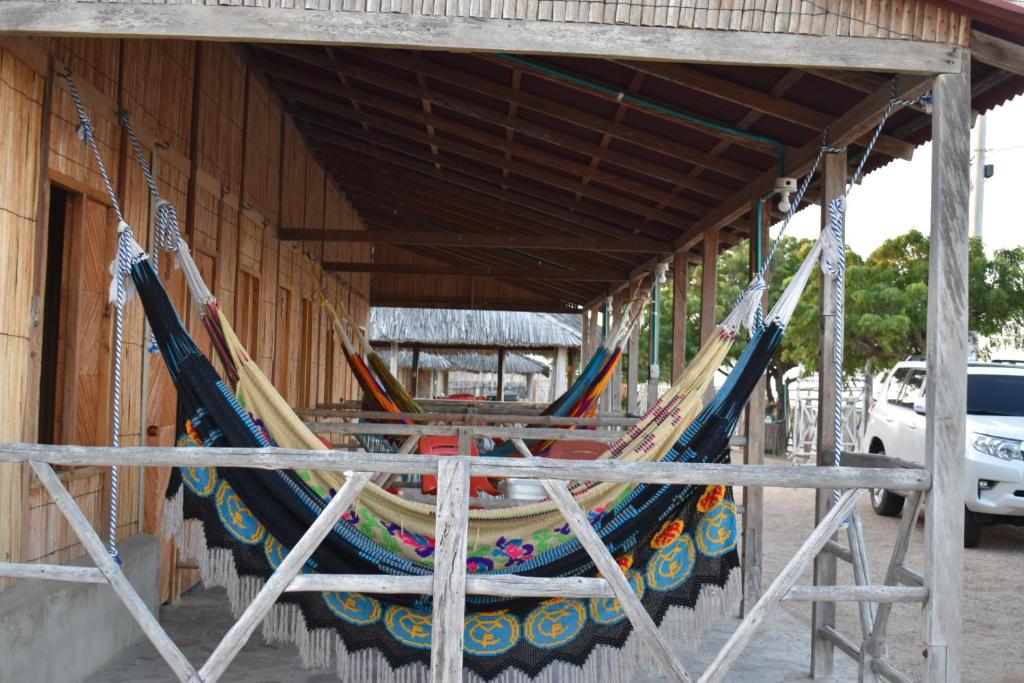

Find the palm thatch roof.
[
  {"left": 445, "top": 352, "right": 550, "bottom": 376},
  {"left": 370, "top": 308, "right": 581, "bottom": 349},
  {"left": 377, "top": 349, "right": 453, "bottom": 370}
]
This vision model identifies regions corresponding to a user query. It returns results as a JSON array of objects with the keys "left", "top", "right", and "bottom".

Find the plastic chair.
[
  {"left": 546, "top": 440, "right": 607, "bottom": 460},
  {"left": 419, "top": 435, "right": 500, "bottom": 496}
]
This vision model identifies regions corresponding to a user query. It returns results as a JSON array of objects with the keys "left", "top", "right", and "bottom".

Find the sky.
[{"left": 783, "top": 95, "right": 1024, "bottom": 257}]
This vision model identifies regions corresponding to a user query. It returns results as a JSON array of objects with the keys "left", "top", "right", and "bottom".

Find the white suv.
[{"left": 861, "top": 359, "right": 1024, "bottom": 547}]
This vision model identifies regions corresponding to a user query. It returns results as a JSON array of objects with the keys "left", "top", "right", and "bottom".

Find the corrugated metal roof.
[{"left": 370, "top": 308, "right": 581, "bottom": 348}]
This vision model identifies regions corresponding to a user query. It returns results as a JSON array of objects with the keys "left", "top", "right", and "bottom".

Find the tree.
[{"left": 630, "top": 229, "right": 1024, "bottom": 415}]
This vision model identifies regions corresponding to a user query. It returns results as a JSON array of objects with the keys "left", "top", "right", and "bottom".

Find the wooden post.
[
  {"left": 581, "top": 308, "right": 591, "bottom": 362},
  {"left": 388, "top": 340, "right": 399, "bottom": 376},
  {"left": 553, "top": 346, "right": 568, "bottom": 400},
  {"left": 923, "top": 57, "right": 970, "bottom": 683},
  {"left": 411, "top": 345, "right": 421, "bottom": 397},
  {"left": 609, "top": 289, "right": 626, "bottom": 413},
  {"left": 699, "top": 228, "right": 719, "bottom": 344},
  {"left": 627, "top": 326, "right": 639, "bottom": 415},
  {"left": 811, "top": 147, "right": 847, "bottom": 678},
  {"left": 672, "top": 250, "right": 689, "bottom": 382},
  {"left": 496, "top": 348, "right": 506, "bottom": 402},
  {"left": 646, "top": 273, "right": 661, "bottom": 410},
  {"left": 430, "top": 458, "right": 470, "bottom": 682},
  {"left": 742, "top": 201, "right": 768, "bottom": 617}
]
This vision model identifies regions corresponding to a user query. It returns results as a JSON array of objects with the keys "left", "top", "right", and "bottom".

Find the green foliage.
[{"left": 630, "top": 229, "right": 1024, "bottom": 393}]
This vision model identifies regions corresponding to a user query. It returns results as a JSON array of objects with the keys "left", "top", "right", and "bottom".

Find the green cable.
[{"left": 497, "top": 54, "right": 786, "bottom": 177}]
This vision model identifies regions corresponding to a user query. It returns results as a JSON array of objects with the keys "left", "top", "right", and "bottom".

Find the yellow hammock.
[{"left": 220, "top": 306, "right": 734, "bottom": 567}]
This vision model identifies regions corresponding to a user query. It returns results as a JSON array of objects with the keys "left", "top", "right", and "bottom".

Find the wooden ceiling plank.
[
  {"left": 256, "top": 44, "right": 758, "bottom": 182},
  {"left": 318, "top": 140, "right": 668, "bottom": 243},
  {"left": 324, "top": 261, "right": 634, "bottom": 281},
  {"left": 307, "top": 122, "right": 687, "bottom": 240},
  {"left": 251, "top": 48, "right": 733, "bottom": 200},
  {"left": 277, "top": 228, "right": 667, "bottom": 252},
  {"left": 291, "top": 99, "right": 714, "bottom": 222},
  {"left": 617, "top": 60, "right": 914, "bottom": 160}
]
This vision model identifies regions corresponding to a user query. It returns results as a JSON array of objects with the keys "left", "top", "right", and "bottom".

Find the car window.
[
  {"left": 894, "top": 369, "right": 926, "bottom": 408},
  {"left": 967, "top": 373, "right": 1024, "bottom": 417},
  {"left": 885, "top": 368, "right": 911, "bottom": 404}
]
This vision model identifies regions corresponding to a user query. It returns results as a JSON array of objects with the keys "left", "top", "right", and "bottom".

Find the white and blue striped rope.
[
  {"left": 825, "top": 80, "right": 931, "bottom": 505},
  {"left": 121, "top": 111, "right": 182, "bottom": 352},
  {"left": 63, "top": 71, "right": 139, "bottom": 561}
]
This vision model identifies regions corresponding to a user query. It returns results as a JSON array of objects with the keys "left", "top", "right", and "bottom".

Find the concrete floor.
[{"left": 88, "top": 584, "right": 855, "bottom": 682}]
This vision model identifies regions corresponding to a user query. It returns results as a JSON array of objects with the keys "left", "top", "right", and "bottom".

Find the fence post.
[
  {"left": 430, "top": 458, "right": 471, "bottom": 682},
  {"left": 811, "top": 147, "right": 847, "bottom": 678},
  {"left": 923, "top": 56, "right": 970, "bottom": 683}
]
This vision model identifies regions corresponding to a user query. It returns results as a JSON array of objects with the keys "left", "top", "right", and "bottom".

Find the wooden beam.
[
  {"left": 811, "top": 147, "right": 847, "bottom": 679},
  {"left": 278, "top": 228, "right": 666, "bottom": 252},
  {"left": 316, "top": 131, "right": 672, "bottom": 243},
  {"left": 671, "top": 250, "right": 689, "bottom": 382},
  {"left": 0, "top": 4, "right": 963, "bottom": 73},
  {"left": 699, "top": 229, "right": 719, "bottom": 344},
  {"left": 607, "top": 74, "right": 933, "bottom": 302},
  {"left": 971, "top": 30, "right": 1024, "bottom": 78},
  {"left": 324, "top": 261, "right": 632, "bottom": 281},
  {"left": 324, "top": 47, "right": 758, "bottom": 183},
  {"left": 250, "top": 56, "right": 724, "bottom": 218},
  {"left": 0, "top": 444, "right": 934, "bottom": 491},
  {"left": 429, "top": 459, "right": 470, "bottom": 681},
  {"left": 255, "top": 50, "right": 734, "bottom": 202},
  {"left": 617, "top": 61, "right": 914, "bottom": 161},
  {"left": 923, "top": 56, "right": 970, "bottom": 683}
]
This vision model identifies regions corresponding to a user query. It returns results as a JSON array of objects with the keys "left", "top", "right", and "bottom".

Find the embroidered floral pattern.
[
  {"left": 697, "top": 484, "right": 726, "bottom": 512},
  {"left": 381, "top": 522, "right": 435, "bottom": 559},
  {"left": 650, "top": 519, "right": 685, "bottom": 549},
  {"left": 492, "top": 537, "right": 535, "bottom": 567}
]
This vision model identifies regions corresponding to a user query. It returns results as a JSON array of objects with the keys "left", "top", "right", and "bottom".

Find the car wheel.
[
  {"left": 869, "top": 445, "right": 904, "bottom": 517},
  {"left": 964, "top": 508, "right": 984, "bottom": 548}
]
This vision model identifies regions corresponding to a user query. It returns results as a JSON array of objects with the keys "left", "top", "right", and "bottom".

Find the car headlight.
[{"left": 971, "top": 433, "right": 1024, "bottom": 462}]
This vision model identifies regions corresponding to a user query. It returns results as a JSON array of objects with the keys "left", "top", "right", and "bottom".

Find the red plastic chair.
[
  {"left": 419, "top": 435, "right": 500, "bottom": 497},
  {"left": 546, "top": 440, "right": 607, "bottom": 461}
]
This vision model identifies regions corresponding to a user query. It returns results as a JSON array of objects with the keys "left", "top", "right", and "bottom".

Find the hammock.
[
  {"left": 83, "top": 78, "right": 844, "bottom": 679},
  {"left": 313, "top": 268, "right": 653, "bottom": 458}
]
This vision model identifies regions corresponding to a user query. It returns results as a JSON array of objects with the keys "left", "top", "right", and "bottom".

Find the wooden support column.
[
  {"left": 811, "top": 147, "right": 847, "bottom": 678},
  {"left": 646, "top": 275, "right": 661, "bottom": 410},
  {"left": 627, "top": 327, "right": 639, "bottom": 415},
  {"left": 672, "top": 250, "right": 689, "bottom": 383},
  {"left": 741, "top": 200, "right": 769, "bottom": 617},
  {"left": 410, "top": 345, "right": 421, "bottom": 398},
  {"left": 699, "top": 228, "right": 719, "bottom": 343},
  {"left": 496, "top": 348, "right": 506, "bottom": 402},
  {"left": 553, "top": 346, "right": 569, "bottom": 400},
  {"left": 609, "top": 289, "right": 626, "bottom": 413},
  {"left": 923, "top": 56, "right": 970, "bottom": 683},
  {"left": 388, "top": 340, "right": 399, "bottom": 376}
]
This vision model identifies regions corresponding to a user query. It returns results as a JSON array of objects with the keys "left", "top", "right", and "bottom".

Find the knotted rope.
[
  {"left": 823, "top": 81, "right": 932, "bottom": 503},
  {"left": 120, "top": 111, "right": 183, "bottom": 352},
  {"left": 64, "top": 71, "right": 147, "bottom": 561}
]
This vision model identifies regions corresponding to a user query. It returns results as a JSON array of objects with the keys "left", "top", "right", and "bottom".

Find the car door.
[
  {"left": 897, "top": 369, "right": 927, "bottom": 466},
  {"left": 870, "top": 368, "right": 910, "bottom": 453}
]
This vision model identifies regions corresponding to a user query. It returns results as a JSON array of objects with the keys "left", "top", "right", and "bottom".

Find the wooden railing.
[{"left": 0, "top": 442, "right": 930, "bottom": 683}]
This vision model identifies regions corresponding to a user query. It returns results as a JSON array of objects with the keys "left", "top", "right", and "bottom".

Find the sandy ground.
[{"left": 755, "top": 457, "right": 1024, "bottom": 683}]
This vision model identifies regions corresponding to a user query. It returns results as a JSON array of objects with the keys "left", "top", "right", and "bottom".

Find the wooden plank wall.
[
  {"left": 40, "top": 0, "right": 971, "bottom": 45},
  {"left": 0, "top": 37, "right": 371, "bottom": 595}
]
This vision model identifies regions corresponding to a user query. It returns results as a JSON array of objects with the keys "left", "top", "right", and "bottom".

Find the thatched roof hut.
[{"left": 370, "top": 308, "right": 580, "bottom": 350}]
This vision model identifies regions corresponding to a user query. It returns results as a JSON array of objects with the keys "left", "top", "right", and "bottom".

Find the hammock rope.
[
  {"left": 821, "top": 81, "right": 933, "bottom": 502},
  {"left": 73, "top": 73, "right": 918, "bottom": 678},
  {"left": 62, "top": 70, "right": 146, "bottom": 561}
]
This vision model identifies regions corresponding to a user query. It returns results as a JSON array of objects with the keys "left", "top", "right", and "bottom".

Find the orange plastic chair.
[
  {"left": 419, "top": 435, "right": 500, "bottom": 497},
  {"left": 546, "top": 440, "right": 606, "bottom": 461}
]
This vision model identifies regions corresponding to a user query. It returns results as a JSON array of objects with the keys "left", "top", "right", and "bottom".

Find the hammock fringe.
[{"left": 175, "top": 519, "right": 740, "bottom": 682}]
